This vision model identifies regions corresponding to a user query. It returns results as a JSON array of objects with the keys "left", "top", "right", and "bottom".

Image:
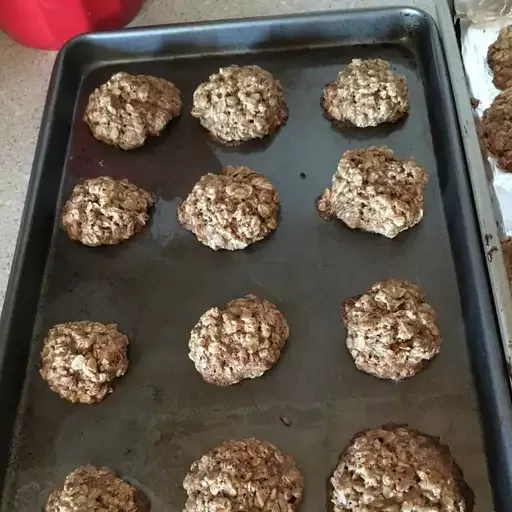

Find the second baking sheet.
[{"left": 0, "top": 10, "right": 497, "bottom": 512}]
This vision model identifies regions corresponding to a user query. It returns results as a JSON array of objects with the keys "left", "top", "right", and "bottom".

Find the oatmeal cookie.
[
  {"left": 61, "top": 176, "right": 153, "bottom": 247},
  {"left": 178, "top": 166, "right": 279, "bottom": 251},
  {"left": 191, "top": 65, "right": 288, "bottom": 144},
  {"left": 183, "top": 438, "right": 304, "bottom": 511},
  {"left": 84, "top": 71, "right": 182, "bottom": 150},
  {"left": 188, "top": 294, "right": 289, "bottom": 386},
  {"left": 331, "top": 424, "right": 474, "bottom": 512},
  {"left": 488, "top": 26, "right": 512, "bottom": 90},
  {"left": 316, "top": 147, "right": 428, "bottom": 238},
  {"left": 40, "top": 321, "right": 129, "bottom": 404},
  {"left": 46, "top": 465, "right": 149, "bottom": 512},
  {"left": 322, "top": 59, "right": 408, "bottom": 128},
  {"left": 481, "top": 88, "right": 512, "bottom": 171},
  {"left": 341, "top": 278, "right": 442, "bottom": 381},
  {"left": 502, "top": 238, "right": 512, "bottom": 281}
]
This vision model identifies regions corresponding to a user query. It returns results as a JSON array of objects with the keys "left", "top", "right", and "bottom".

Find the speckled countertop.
[{"left": 0, "top": 0, "right": 442, "bottom": 309}]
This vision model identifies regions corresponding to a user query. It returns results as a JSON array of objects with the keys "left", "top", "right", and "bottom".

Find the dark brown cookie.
[
  {"left": 502, "top": 237, "right": 512, "bottom": 281},
  {"left": 488, "top": 26, "right": 512, "bottom": 90},
  {"left": 481, "top": 88, "right": 512, "bottom": 171}
]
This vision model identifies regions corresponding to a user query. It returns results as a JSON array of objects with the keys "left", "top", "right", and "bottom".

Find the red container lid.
[{"left": 0, "top": 0, "right": 145, "bottom": 50}]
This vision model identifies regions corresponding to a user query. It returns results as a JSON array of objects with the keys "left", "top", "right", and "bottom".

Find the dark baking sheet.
[{"left": 0, "top": 7, "right": 511, "bottom": 511}]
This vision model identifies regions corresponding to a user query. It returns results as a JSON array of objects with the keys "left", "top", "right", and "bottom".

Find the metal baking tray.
[{"left": 0, "top": 7, "right": 511, "bottom": 511}]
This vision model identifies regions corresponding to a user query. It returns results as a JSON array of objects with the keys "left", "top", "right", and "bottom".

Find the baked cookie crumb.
[
  {"left": 342, "top": 278, "right": 442, "bottom": 381},
  {"left": 61, "top": 176, "right": 153, "bottom": 247},
  {"left": 84, "top": 71, "right": 182, "bottom": 149},
  {"left": 191, "top": 65, "right": 287, "bottom": 144},
  {"left": 188, "top": 294, "right": 289, "bottom": 386},
  {"left": 178, "top": 166, "right": 279, "bottom": 250},
  {"left": 183, "top": 438, "right": 303, "bottom": 511},
  {"left": 331, "top": 424, "right": 474, "bottom": 512},
  {"left": 322, "top": 58, "right": 408, "bottom": 128},
  {"left": 46, "top": 465, "right": 149, "bottom": 512},
  {"left": 316, "top": 147, "right": 428, "bottom": 238},
  {"left": 40, "top": 321, "right": 129, "bottom": 404}
]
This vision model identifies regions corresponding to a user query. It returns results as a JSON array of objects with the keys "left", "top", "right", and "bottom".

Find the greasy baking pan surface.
[{"left": 1, "top": 7, "right": 511, "bottom": 511}]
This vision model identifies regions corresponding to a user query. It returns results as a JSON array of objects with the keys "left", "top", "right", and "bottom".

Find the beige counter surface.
[{"left": 0, "top": 0, "right": 438, "bottom": 309}]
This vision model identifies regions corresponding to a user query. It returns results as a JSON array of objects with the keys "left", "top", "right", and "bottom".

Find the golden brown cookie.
[
  {"left": 341, "top": 278, "right": 442, "bottom": 381},
  {"left": 331, "top": 425, "right": 474, "bottom": 512},
  {"left": 84, "top": 72, "right": 182, "bottom": 150},
  {"left": 322, "top": 59, "right": 408, "bottom": 128},
  {"left": 184, "top": 438, "right": 303, "bottom": 511},
  {"left": 188, "top": 294, "right": 289, "bottom": 386},
  {"left": 40, "top": 321, "right": 129, "bottom": 404},
  {"left": 61, "top": 177, "right": 152, "bottom": 247},
  {"left": 316, "top": 147, "right": 428, "bottom": 238},
  {"left": 191, "top": 65, "right": 287, "bottom": 145},
  {"left": 178, "top": 166, "right": 279, "bottom": 251},
  {"left": 46, "top": 465, "right": 149, "bottom": 511}
]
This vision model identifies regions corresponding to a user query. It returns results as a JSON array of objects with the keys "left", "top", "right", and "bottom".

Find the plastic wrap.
[
  {"left": 461, "top": 19, "right": 512, "bottom": 235},
  {"left": 456, "top": 0, "right": 512, "bottom": 21}
]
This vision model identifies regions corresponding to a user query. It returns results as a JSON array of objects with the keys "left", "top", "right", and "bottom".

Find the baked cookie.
[
  {"left": 341, "top": 278, "right": 442, "bottom": 381},
  {"left": 316, "top": 147, "right": 428, "bottom": 238},
  {"left": 188, "top": 294, "right": 289, "bottom": 386},
  {"left": 488, "top": 26, "right": 512, "bottom": 90},
  {"left": 84, "top": 71, "right": 182, "bottom": 150},
  {"left": 183, "top": 438, "right": 304, "bottom": 511},
  {"left": 322, "top": 59, "right": 408, "bottom": 128},
  {"left": 481, "top": 88, "right": 512, "bottom": 171},
  {"left": 191, "top": 65, "right": 288, "bottom": 144},
  {"left": 61, "top": 176, "right": 153, "bottom": 247},
  {"left": 502, "top": 238, "right": 512, "bottom": 281},
  {"left": 178, "top": 166, "right": 279, "bottom": 250},
  {"left": 331, "top": 424, "right": 474, "bottom": 512},
  {"left": 40, "top": 321, "right": 129, "bottom": 404},
  {"left": 46, "top": 465, "right": 149, "bottom": 512}
]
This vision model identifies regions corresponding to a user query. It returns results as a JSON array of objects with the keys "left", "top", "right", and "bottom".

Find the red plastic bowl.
[{"left": 0, "top": 0, "right": 144, "bottom": 50}]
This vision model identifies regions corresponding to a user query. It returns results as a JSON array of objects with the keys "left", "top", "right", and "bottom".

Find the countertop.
[{"left": 0, "top": 0, "right": 441, "bottom": 309}]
